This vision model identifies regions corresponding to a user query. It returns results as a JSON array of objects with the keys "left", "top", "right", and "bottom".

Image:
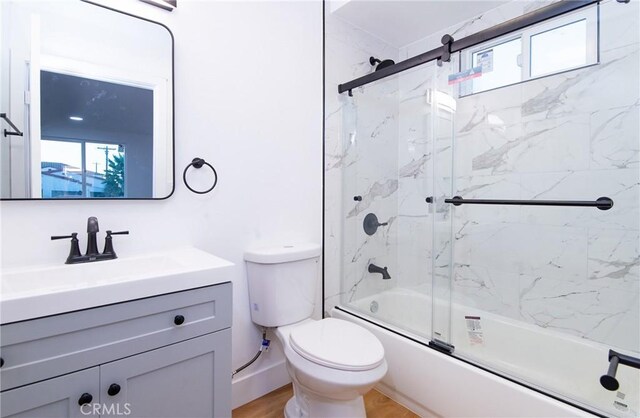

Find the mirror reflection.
[{"left": 0, "top": 0, "right": 174, "bottom": 199}]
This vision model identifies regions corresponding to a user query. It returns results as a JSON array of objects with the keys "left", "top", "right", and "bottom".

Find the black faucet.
[
  {"left": 86, "top": 216, "right": 100, "bottom": 257},
  {"left": 368, "top": 263, "right": 391, "bottom": 280},
  {"left": 52, "top": 217, "right": 129, "bottom": 264}
]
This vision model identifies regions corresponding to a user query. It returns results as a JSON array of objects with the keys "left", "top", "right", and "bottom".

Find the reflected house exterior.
[{"left": 41, "top": 162, "right": 106, "bottom": 198}]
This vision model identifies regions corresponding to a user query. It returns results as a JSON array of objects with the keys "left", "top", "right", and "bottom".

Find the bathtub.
[{"left": 331, "top": 288, "right": 639, "bottom": 418}]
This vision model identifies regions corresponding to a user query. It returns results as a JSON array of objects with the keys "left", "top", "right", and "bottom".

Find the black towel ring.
[{"left": 183, "top": 157, "right": 218, "bottom": 194}]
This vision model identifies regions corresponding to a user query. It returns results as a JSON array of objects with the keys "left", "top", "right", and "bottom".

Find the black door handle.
[
  {"left": 107, "top": 383, "right": 121, "bottom": 396},
  {"left": 174, "top": 315, "right": 185, "bottom": 325},
  {"left": 78, "top": 393, "right": 93, "bottom": 406}
]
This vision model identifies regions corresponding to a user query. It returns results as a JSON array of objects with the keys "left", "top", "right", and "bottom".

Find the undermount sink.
[{"left": 0, "top": 247, "right": 234, "bottom": 324}]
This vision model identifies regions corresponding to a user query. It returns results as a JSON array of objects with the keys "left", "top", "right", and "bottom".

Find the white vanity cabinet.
[{"left": 0, "top": 283, "right": 232, "bottom": 418}]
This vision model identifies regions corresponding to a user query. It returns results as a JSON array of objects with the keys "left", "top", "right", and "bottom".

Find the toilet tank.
[{"left": 244, "top": 243, "right": 321, "bottom": 327}]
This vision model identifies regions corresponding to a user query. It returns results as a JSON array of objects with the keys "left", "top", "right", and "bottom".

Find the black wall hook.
[
  {"left": 1, "top": 113, "right": 23, "bottom": 138},
  {"left": 183, "top": 157, "right": 218, "bottom": 194}
]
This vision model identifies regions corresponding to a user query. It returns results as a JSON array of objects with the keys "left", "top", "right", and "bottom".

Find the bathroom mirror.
[{"left": 0, "top": 0, "right": 174, "bottom": 199}]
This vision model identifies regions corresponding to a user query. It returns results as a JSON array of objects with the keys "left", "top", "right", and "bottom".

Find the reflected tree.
[{"left": 103, "top": 154, "right": 125, "bottom": 197}]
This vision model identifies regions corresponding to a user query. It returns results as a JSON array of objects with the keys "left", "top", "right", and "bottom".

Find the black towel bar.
[{"left": 444, "top": 196, "right": 614, "bottom": 211}]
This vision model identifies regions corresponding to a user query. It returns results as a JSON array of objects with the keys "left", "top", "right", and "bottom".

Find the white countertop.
[{"left": 0, "top": 247, "right": 234, "bottom": 324}]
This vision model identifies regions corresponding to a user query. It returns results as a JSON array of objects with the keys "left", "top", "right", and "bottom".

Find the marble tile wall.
[
  {"left": 325, "top": 0, "right": 639, "bottom": 353},
  {"left": 396, "top": 64, "right": 435, "bottom": 294},
  {"left": 323, "top": 7, "right": 400, "bottom": 314},
  {"left": 442, "top": 0, "right": 639, "bottom": 351}
]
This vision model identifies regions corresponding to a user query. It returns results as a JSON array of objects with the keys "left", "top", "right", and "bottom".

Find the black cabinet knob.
[
  {"left": 78, "top": 393, "right": 93, "bottom": 406},
  {"left": 107, "top": 383, "right": 121, "bottom": 396},
  {"left": 174, "top": 315, "right": 185, "bottom": 325},
  {"left": 0, "top": 357, "right": 4, "bottom": 368}
]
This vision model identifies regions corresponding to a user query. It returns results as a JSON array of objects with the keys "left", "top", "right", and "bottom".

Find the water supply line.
[{"left": 232, "top": 327, "right": 270, "bottom": 377}]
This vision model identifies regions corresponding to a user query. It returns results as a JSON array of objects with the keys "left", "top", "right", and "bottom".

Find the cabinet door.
[
  {"left": 0, "top": 367, "right": 99, "bottom": 418},
  {"left": 100, "top": 330, "right": 231, "bottom": 418}
]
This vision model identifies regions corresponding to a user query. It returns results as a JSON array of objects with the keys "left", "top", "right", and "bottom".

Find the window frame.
[{"left": 459, "top": 4, "right": 599, "bottom": 97}]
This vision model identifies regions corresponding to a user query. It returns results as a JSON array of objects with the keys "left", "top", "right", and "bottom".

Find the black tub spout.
[{"left": 368, "top": 263, "right": 391, "bottom": 280}]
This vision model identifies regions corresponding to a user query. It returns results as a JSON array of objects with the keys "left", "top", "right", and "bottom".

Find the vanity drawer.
[{"left": 0, "top": 282, "right": 231, "bottom": 391}]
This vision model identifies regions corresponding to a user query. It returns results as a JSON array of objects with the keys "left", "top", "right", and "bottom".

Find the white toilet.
[{"left": 244, "top": 243, "right": 387, "bottom": 418}]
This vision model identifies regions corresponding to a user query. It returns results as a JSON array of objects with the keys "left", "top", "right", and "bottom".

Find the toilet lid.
[{"left": 289, "top": 318, "right": 384, "bottom": 371}]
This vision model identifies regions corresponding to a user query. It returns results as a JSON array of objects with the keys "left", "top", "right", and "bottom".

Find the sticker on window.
[
  {"left": 476, "top": 49, "right": 494, "bottom": 73},
  {"left": 448, "top": 66, "right": 483, "bottom": 85}
]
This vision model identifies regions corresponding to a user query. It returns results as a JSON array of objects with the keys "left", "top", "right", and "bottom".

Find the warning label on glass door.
[{"left": 465, "top": 315, "right": 484, "bottom": 345}]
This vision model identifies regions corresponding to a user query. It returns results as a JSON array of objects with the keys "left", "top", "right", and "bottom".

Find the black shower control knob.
[
  {"left": 174, "top": 315, "right": 185, "bottom": 325},
  {"left": 107, "top": 384, "right": 121, "bottom": 396},
  {"left": 425, "top": 197, "right": 433, "bottom": 203},
  {"left": 353, "top": 196, "right": 362, "bottom": 201},
  {"left": 78, "top": 393, "right": 93, "bottom": 406}
]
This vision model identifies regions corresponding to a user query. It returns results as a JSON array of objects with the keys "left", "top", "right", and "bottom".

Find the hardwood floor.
[
  {"left": 232, "top": 384, "right": 293, "bottom": 418},
  {"left": 232, "top": 384, "right": 419, "bottom": 418}
]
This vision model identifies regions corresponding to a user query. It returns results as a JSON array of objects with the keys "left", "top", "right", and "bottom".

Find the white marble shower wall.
[
  {"left": 323, "top": 7, "right": 400, "bottom": 314},
  {"left": 343, "top": 78, "right": 400, "bottom": 305},
  {"left": 325, "top": 0, "right": 639, "bottom": 353},
  {"left": 395, "top": 64, "right": 435, "bottom": 294},
  {"left": 397, "top": 0, "right": 639, "bottom": 351},
  {"left": 452, "top": 0, "right": 639, "bottom": 352}
]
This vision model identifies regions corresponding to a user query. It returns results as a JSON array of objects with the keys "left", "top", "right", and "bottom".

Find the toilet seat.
[{"left": 289, "top": 318, "right": 385, "bottom": 371}]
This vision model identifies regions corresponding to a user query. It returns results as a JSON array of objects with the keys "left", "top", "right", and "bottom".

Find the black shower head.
[{"left": 369, "top": 56, "right": 395, "bottom": 71}]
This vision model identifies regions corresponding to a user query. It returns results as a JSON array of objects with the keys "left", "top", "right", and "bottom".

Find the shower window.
[
  {"left": 529, "top": 18, "right": 592, "bottom": 77},
  {"left": 460, "top": 4, "right": 598, "bottom": 96},
  {"left": 469, "top": 37, "right": 522, "bottom": 95}
]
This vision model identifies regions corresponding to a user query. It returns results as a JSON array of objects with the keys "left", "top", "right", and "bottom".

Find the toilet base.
[
  {"left": 284, "top": 397, "right": 298, "bottom": 418},
  {"left": 283, "top": 391, "right": 367, "bottom": 418}
]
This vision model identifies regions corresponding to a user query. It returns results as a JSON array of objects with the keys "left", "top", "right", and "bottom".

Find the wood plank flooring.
[{"left": 232, "top": 384, "right": 419, "bottom": 418}]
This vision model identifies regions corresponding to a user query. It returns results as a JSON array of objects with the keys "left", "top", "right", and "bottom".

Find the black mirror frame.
[{"left": 1, "top": 0, "right": 175, "bottom": 201}]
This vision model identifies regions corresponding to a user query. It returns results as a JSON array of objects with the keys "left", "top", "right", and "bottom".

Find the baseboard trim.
[
  {"left": 231, "top": 359, "right": 291, "bottom": 409},
  {"left": 375, "top": 382, "right": 438, "bottom": 418}
]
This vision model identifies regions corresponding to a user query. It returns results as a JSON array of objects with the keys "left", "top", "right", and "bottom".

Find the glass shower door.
[
  {"left": 430, "top": 56, "right": 457, "bottom": 347},
  {"left": 438, "top": 1, "right": 640, "bottom": 415},
  {"left": 339, "top": 63, "right": 438, "bottom": 343},
  {"left": 340, "top": 76, "right": 400, "bottom": 314}
]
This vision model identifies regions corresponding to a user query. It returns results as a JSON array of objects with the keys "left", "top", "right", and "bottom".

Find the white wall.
[
  {"left": 0, "top": 3, "right": 9, "bottom": 196},
  {"left": 0, "top": 0, "right": 323, "bottom": 409}
]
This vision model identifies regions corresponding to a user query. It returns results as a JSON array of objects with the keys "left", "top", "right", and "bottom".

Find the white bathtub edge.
[{"left": 332, "top": 307, "right": 598, "bottom": 418}]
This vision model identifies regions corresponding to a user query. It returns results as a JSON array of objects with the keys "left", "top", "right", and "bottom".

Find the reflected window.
[
  {"left": 40, "top": 71, "right": 152, "bottom": 199},
  {"left": 41, "top": 139, "right": 125, "bottom": 198}
]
